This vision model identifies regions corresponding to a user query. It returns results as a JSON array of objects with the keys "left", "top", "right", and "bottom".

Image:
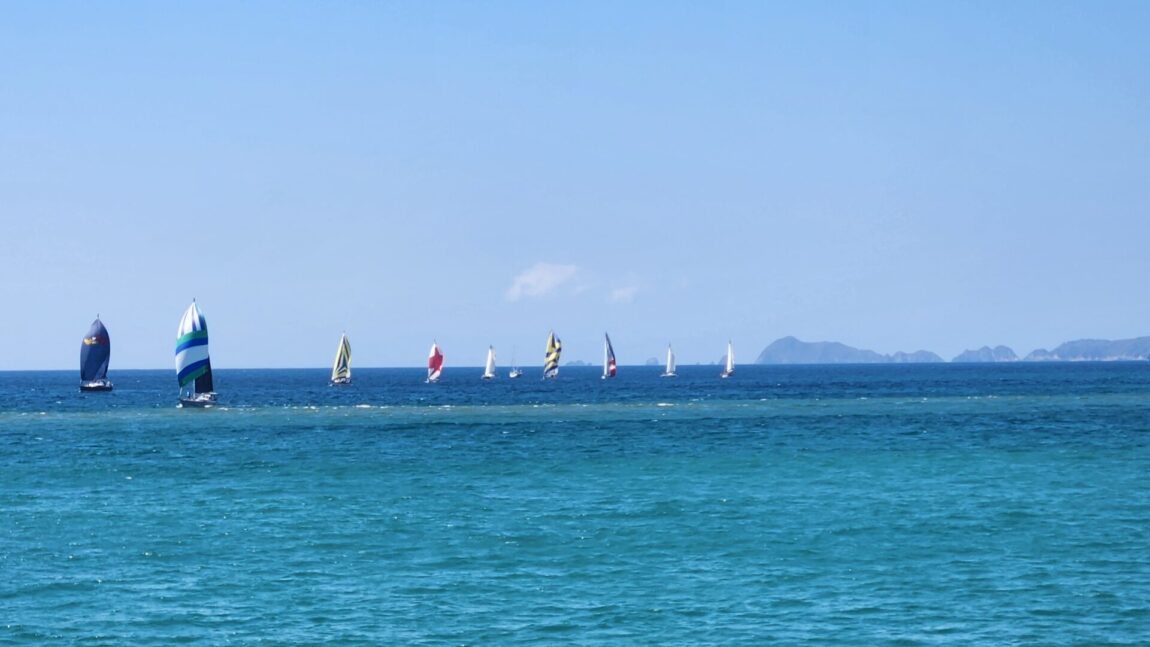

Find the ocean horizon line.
[
  {"left": 4, "top": 361, "right": 1149, "bottom": 374},
  {"left": 6, "top": 364, "right": 701, "bottom": 373}
]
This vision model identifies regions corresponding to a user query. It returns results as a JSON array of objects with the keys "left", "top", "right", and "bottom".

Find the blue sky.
[{"left": 2, "top": 2, "right": 1148, "bottom": 369}]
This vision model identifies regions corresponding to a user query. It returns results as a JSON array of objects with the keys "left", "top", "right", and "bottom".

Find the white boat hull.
[{"left": 178, "top": 392, "right": 218, "bottom": 408}]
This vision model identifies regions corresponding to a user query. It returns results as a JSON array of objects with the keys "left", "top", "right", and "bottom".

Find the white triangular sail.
[
  {"left": 661, "top": 343, "right": 676, "bottom": 377},
  {"left": 482, "top": 346, "right": 496, "bottom": 379},
  {"left": 721, "top": 340, "right": 734, "bottom": 378},
  {"left": 331, "top": 333, "right": 351, "bottom": 384}
]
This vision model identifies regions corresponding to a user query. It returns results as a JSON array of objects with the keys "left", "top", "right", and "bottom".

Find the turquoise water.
[{"left": 3, "top": 364, "right": 1149, "bottom": 644}]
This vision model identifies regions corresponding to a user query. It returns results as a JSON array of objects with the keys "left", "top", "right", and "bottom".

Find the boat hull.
[
  {"left": 330, "top": 377, "right": 351, "bottom": 386},
  {"left": 178, "top": 393, "right": 218, "bottom": 408},
  {"left": 80, "top": 380, "right": 114, "bottom": 392}
]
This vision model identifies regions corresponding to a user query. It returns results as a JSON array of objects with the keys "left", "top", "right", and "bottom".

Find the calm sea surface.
[{"left": 2, "top": 364, "right": 1149, "bottom": 644}]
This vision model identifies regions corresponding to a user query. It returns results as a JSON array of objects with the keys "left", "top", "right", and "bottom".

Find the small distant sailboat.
[
  {"left": 543, "top": 331, "right": 562, "bottom": 379},
  {"left": 602, "top": 333, "right": 617, "bottom": 379},
  {"left": 720, "top": 340, "right": 734, "bottom": 378},
  {"left": 427, "top": 342, "right": 444, "bottom": 383},
  {"left": 175, "top": 300, "right": 217, "bottom": 407},
  {"left": 661, "top": 343, "right": 676, "bottom": 377},
  {"left": 330, "top": 333, "right": 352, "bottom": 385},
  {"left": 508, "top": 349, "right": 523, "bottom": 379},
  {"left": 79, "top": 316, "right": 113, "bottom": 392},
  {"left": 482, "top": 346, "right": 497, "bottom": 380}
]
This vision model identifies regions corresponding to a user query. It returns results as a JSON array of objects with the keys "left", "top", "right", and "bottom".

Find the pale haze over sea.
[{"left": 2, "top": 2, "right": 1148, "bottom": 369}]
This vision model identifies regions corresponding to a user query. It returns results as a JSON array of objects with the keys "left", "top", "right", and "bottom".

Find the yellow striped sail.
[{"left": 543, "top": 331, "right": 561, "bottom": 379}]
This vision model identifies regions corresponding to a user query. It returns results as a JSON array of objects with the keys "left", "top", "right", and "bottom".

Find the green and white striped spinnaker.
[{"left": 175, "top": 301, "right": 214, "bottom": 393}]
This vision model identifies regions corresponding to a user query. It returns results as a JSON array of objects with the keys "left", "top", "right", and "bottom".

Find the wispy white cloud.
[
  {"left": 505, "top": 263, "right": 580, "bottom": 301},
  {"left": 608, "top": 284, "right": 639, "bottom": 304},
  {"left": 607, "top": 273, "right": 642, "bottom": 304}
]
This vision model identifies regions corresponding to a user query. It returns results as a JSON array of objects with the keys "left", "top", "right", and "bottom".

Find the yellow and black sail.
[{"left": 543, "top": 331, "right": 562, "bottom": 379}]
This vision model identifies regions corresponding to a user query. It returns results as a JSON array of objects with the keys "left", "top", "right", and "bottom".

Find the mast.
[{"left": 509, "top": 347, "right": 521, "bottom": 378}]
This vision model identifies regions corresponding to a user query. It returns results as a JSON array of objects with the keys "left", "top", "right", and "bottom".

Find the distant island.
[
  {"left": 952, "top": 346, "right": 1018, "bottom": 363},
  {"left": 754, "top": 336, "right": 1150, "bottom": 365},
  {"left": 1023, "top": 337, "right": 1150, "bottom": 362},
  {"left": 756, "top": 336, "right": 942, "bottom": 364}
]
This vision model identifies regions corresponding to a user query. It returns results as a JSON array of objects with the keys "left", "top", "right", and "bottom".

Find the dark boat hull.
[{"left": 80, "top": 380, "right": 114, "bottom": 392}]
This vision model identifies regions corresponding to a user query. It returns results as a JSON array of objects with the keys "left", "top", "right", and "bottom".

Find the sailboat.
[
  {"left": 660, "top": 343, "right": 676, "bottom": 377},
  {"left": 482, "top": 346, "right": 497, "bottom": 379},
  {"left": 508, "top": 348, "right": 522, "bottom": 379},
  {"left": 175, "top": 300, "right": 217, "bottom": 407},
  {"left": 602, "top": 333, "right": 617, "bottom": 379},
  {"left": 720, "top": 340, "right": 734, "bottom": 378},
  {"left": 427, "top": 342, "right": 444, "bottom": 383},
  {"left": 543, "top": 331, "right": 562, "bottom": 379},
  {"left": 79, "top": 316, "right": 113, "bottom": 392},
  {"left": 330, "top": 333, "right": 352, "bottom": 385}
]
